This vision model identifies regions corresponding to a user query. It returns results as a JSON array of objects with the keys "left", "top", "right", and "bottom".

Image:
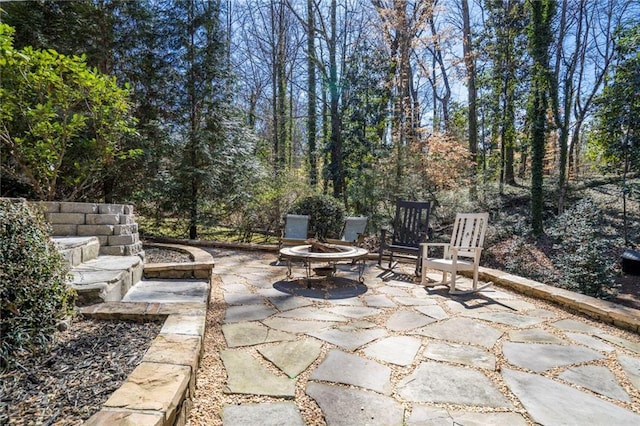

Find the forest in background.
[{"left": 1, "top": 0, "right": 639, "bottom": 298}]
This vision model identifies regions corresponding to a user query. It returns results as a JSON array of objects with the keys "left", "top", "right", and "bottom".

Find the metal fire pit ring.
[{"left": 279, "top": 244, "right": 369, "bottom": 284}]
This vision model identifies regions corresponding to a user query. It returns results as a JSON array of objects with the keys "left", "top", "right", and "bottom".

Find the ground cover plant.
[{"left": 0, "top": 199, "right": 75, "bottom": 368}]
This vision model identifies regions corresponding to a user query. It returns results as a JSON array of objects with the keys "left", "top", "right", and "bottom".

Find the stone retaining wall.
[{"left": 35, "top": 202, "right": 143, "bottom": 256}]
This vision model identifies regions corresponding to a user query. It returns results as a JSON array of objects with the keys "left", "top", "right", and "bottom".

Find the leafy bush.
[
  {"left": 290, "top": 194, "right": 345, "bottom": 240},
  {"left": 548, "top": 198, "right": 615, "bottom": 298},
  {"left": 1, "top": 199, "right": 76, "bottom": 368},
  {"left": 499, "top": 235, "right": 559, "bottom": 284}
]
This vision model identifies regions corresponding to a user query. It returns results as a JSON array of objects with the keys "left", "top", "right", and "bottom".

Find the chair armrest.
[{"left": 420, "top": 242, "right": 449, "bottom": 256}]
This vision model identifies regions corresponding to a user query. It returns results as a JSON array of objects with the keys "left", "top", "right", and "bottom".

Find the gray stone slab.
[
  {"left": 306, "top": 382, "right": 404, "bottom": 426},
  {"left": 394, "top": 297, "right": 437, "bottom": 306},
  {"left": 503, "top": 368, "right": 640, "bottom": 425},
  {"left": 444, "top": 298, "right": 503, "bottom": 314},
  {"left": 364, "top": 336, "right": 422, "bottom": 366},
  {"left": 258, "top": 339, "right": 322, "bottom": 378},
  {"left": 276, "top": 307, "right": 348, "bottom": 322},
  {"left": 160, "top": 314, "right": 205, "bottom": 336},
  {"left": 222, "top": 322, "right": 296, "bottom": 348},
  {"left": 413, "top": 317, "right": 503, "bottom": 348},
  {"left": 224, "top": 292, "right": 265, "bottom": 305},
  {"left": 222, "top": 402, "right": 304, "bottom": 426},
  {"left": 618, "top": 354, "right": 640, "bottom": 390},
  {"left": 72, "top": 269, "right": 124, "bottom": 285},
  {"left": 551, "top": 318, "right": 604, "bottom": 334},
  {"left": 336, "top": 320, "right": 377, "bottom": 331},
  {"left": 397, "top": 362, "right": 511, "bottom": 407},
  {"left": 267, "top": 295, "right": 313, "bottom": 312},
  {"left": 123, "top": 279, "right": 208, "bottom": 303},
  {"left": 310, "top": 349, "right": 392, "bottom": 394},
  {"left": 224, "top": 304, "right": 277, "bottom": 323},
  {"left": 502, "top": 342, "right": 604, "bottom": 373},
  {"left": 525, "top": 308, "right": 557, "bottom": 319},
  {"left": 220, "top": 350, "right": 295, "bottom": 397},
  {"left": 221, "top": 283, "right": 249, "bottom": 293},
  {"left": 508, "top": 328, "right": 565, "bottom": 344},
  {"left": 257, "top": 288, "right": 289, "bottom": 298},
  {"left": 364, "top": 294, "right": 396, "bottom": 308},
  {"left": 378, "top": 287, "right": 411, "bottom": 297},
  {"left": 464, "top": 311, "right": 545, "bottom": 328},
  {"left": 598, "top": 333, "right": 640, "bottom": 354},
  {"left": 325, "top": 306, "right": 382, "bottom": 319},
  {"left": 308, "top": 328, "right": 387, "bottom": 351},
  {"left": 565, "top": 332, "right": 615, "bottom": 352},
  {"left": 406, "top": 406, "right": 528, "bottom": 426},
  {"left": 73, "top": 255, "right": 141, "bottom": 271},
  {"left": 559, "top": 365, "right": 630, "bottom": 402},
  {"left": 414, "top": 305, "right": 448, "bottom": 320},
  {"left": 262, "top": 317, "right": 337, "bottom": 334},
  {"left": 490, "top": 299, "right": 537, "bottom": 311},
  {"left": 386, "top": 310, "right": 435, "bottom": 331},
  {"left": 424, "top": 341, "right": 495, "bottom": 370}
]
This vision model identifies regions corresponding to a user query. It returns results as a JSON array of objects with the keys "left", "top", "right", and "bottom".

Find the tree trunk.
[
  {"left": 461, "top": 0, "right": 478, "bottom": 198},
  {"left": 307, "top": 0, "right": 318, "bottom": 187}
]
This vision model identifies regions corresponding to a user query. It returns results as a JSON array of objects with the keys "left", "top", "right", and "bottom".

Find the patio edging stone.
[{"left": 80, "top": 243, "right": 212, "bottom": 426}]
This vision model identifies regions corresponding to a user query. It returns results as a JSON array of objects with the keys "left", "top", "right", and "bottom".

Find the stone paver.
[
  {"left": 386, "top": 310, "right": 435, "bottom": 331},
  {"left": 502, "top": 342, "right": 604, "bottom": 372},
  {"left": 310, "top": 349, "right": 392, "bottom": 395},
  {"left": 406, "top": 406, "right": 528, "bottom": 426},
  {"left": 397, "top": 361, "right": 511, "bottom": 407},
  {"left": 222, "top": 402, "right": 305, "bottom": 426},
  {"left": 258, "top": 339, "right": 322, "bottom": 378},
  {"left": 618, "top": 354, "right": 640, "bottom": 390},
  {"left": 364, "top": 336, "right": 422, "bottom": 366},
  {"left": 413, "top": 316, "right": 503, "bottom": 347},
  {"left": 558, "top": 365, "right": 631, "bottom": 401},
  {"left": 424, "top": 340, "right": 495, "bottom": 370},
  {"left": 308, "top": 327, "right": 387, "bottom": 351},
  {"left": 203, "top": 249, "right": 640, "bottom": 426},
  {"left": 508, "top": 328, "right": 565, "bottom": 344},
  {"left": 503, "top": 369, "right": 640, "bottom": 424},
  {"left": 564, "top": 331, "right": 615, "bottom": 352},
  {"left": 222, "top": 322, "right": 296, "bottom": 347},
  {"left": 220, "top": 350, "right": 295, "bottom": 397},
  {"left": 306, "top": 382, "right": 404, "bottom": 426},
  {"left": 224, "top": 304, "right": 277, "bottom": 323}
]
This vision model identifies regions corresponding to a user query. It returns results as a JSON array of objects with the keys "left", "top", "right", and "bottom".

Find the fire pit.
[{"left": 279, "top": 244, "right": 369, "bottom": 285}]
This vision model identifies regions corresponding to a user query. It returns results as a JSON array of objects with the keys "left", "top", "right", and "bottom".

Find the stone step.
[
  {"left": 70, "top": 255, "right": 144, "bottom": 306},
  {"left": 122, "top": 278, "right": 210, "bottom": 304},
  {"left": 52, "top": 236, "right": 100, "bottom": 268}
]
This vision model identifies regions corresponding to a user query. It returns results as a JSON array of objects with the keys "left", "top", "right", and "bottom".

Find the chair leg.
[{"left": 449, "top": 271, "right": 457, "bottom": 293}]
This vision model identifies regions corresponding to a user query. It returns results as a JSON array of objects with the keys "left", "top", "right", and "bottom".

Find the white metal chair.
[
  {"left": 420, "top": 212, "right": 491, "bottom": 294},
  {"left": 326, "top": 216, "right": 368, "bottom": 245},
  {"left": 279, "top": 214, "right": 310, "bottom": 247}
]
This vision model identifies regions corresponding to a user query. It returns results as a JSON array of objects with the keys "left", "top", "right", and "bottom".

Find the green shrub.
[
  {"left": 290, "top": 194, "right": 345, "bottom": 240},
  {"left": 548, "top": 198, "right": 615, "bottom": 298},
  {"left": 1, "top": 199, "right": 76, "bottom": 368}
]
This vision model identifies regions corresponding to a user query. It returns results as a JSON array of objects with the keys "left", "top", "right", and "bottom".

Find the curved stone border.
[
  {"left": 81, "top": 301, "right": 207, "bottom": 425},
  {"left": 81, "top": 245, "right": 214, "bottom": 425},
  {"left": 143, "top": 242, "right": 214, "bottom": 280},
  {"left": 477, "top": 267, "right": 640, "bottom": 333}
]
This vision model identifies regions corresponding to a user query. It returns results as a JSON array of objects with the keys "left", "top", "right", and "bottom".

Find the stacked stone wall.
[{"left": 35, "top": 202, "right": 143, "bottom": 256}]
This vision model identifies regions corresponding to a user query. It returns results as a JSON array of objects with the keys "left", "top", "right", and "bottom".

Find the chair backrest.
[
  {"left": 450, "top": 212, "right": 489, "bottom": 257},
  {"left": 283, "top": 214, "right": 310, "bottom": 240},
  {"left": 341, "top": 216, "right": 368, "bottom": 243},
  {"left": 391, "top": 200, "right": 431, "bottom": 248}
]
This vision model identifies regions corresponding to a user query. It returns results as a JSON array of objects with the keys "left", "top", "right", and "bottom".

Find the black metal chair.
[{"left": 377, "top": 200, "right": 431, "bottom": 276}]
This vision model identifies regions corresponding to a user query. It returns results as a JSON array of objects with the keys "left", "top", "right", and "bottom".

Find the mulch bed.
[
  {"left": 0, "top": 318, "right": 161, "bottom": 425},
  {"left": 0, "top": 247, "right": 191, "bottom": 425}
]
